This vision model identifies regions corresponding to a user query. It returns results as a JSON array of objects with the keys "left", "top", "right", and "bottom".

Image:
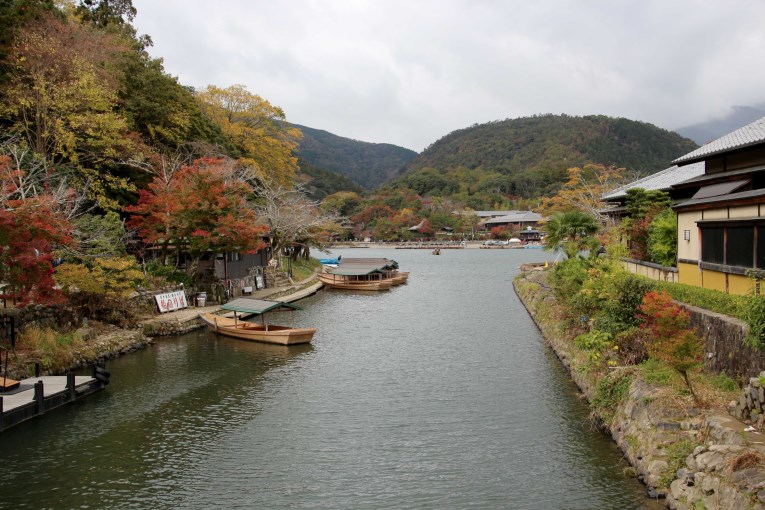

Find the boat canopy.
[
  {"left": 330, "top": 266, "right": 386, "bottom": 276},
  {"left": 221, "top": 298, "right": 302, "bottom": 315},
  {"left": 339, "top": 258, "right": 399, "bottom": 270}
]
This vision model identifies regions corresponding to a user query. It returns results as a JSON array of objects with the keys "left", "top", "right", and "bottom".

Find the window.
[
  {"left": 701, "top": 227, "right": 724, "bottom": 264},
  {"left": 700, "top": 224, "right": 759, "bottom": 269},
  {"left": 727, "top": 227, "right": 754, "bottom": 267}
]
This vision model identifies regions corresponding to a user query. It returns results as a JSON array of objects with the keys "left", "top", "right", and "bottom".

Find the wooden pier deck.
[{"left": 0, "top": 373, "right": 106, "bottom": 431}]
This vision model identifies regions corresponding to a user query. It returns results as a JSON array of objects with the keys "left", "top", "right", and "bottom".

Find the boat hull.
[
  {"left": 318, "top": 273, "right": 393, "bottom": 290},
  {"left": 199, "top": 313, "right": 316, "bottom": 345}
]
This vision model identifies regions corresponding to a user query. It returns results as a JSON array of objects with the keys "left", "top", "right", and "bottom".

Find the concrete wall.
[
  {"left": 621, "top": 258, "right": 678, "bottom": 283},
  {"left": 677, "top": 210, "right": 702, "bottom": 261}
]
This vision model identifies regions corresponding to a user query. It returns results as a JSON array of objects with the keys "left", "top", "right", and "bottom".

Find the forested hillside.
[
  {"left": 297, "top": 159, "right": 363, "bottom": 200},
  {"left": 294, "top": 124, "right": 418, "bottom": 189},
  {"left": 392, "top": 114, "right": 698, "bottom": 199}
]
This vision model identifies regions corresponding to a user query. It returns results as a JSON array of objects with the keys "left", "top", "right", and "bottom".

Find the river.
[{"left": 0, "top": 248, "right": 663, "bottom": 509}]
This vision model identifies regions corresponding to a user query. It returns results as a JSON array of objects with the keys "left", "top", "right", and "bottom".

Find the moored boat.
[
  {"left": 318, "top": 271, "right": 393, "bottom": 290},
  {"left": 199, "top": 298, "right": 316, "bottom": 345}
]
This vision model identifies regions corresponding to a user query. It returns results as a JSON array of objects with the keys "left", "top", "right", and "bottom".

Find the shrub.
[
  {"left": 144, "top": 259, "right": 193, "bottom": 286},
  {"left": 574, "top": 329, "right": 613, "bottom": 363},
  {"left": 639, "top": 358, "right": 679, "bottom": 386},
  {"left": 639, "top": 290, "right": 703, "bottom": 403},
  {"left": 658, "top": 438, "right": 697, "bottom": 488},
  {"left": 591, "top": 371, "right": 633, "bottom": 424},
  {"left": 653, "top": 280, "right": 744, "bottom": 319},
  {"left": 549, "top": 257, "right": 591, "bottom": 310},
  {"left": 612, "top": 327, "right": 649, "bottom": 366},
  {"left": 55, "top": 256, "right": 147, "bottom": 325},
  {"left": 594, "top": 271, "right": 654, "bottom": 335},
  {"left": 743, "top": 294, "right": 765, "bottom": 351}
]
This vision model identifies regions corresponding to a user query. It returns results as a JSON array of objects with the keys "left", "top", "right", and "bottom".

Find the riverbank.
[
  {"left": 514, "top": 269, "right": 765, "bottom": 510},
  {"left": 4, "top": 274, "right": 323, "bottom": 380}
]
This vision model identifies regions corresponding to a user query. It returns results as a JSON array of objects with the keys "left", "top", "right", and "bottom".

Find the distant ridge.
[
  {"left": 294, "top": 124, "right": 418, "bottom": 189},
  {"left": 390, "top": 114, "right": 698, "bottom": 198},
  {"left": 676, "top": 105, "right": 765, "bottom": 145}
]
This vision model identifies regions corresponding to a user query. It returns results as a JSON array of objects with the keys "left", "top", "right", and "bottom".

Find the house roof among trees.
[
  {"left": 673, "top": 116, "right": 765, "bottom": 165},
  {"left": 483, "top": 211, "right": 543, "bottom": 225},
  {"left": 602, "top": 162, "right": 705, "bottom": 200}
]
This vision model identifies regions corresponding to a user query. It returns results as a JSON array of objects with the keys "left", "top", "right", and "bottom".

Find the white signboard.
[{"left": 155, "top": 290, "right": 189, "bottom": 313}]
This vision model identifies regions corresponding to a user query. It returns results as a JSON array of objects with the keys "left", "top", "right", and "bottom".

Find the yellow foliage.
[
  {"left": 55, "top": 256, "right": 145, "bottom": 298},
  {"left": 537, "top": 164, "right": 627, "bottom": 220},
  {"left": 196, "top": 84, "right": 302, "bottom": 187}
]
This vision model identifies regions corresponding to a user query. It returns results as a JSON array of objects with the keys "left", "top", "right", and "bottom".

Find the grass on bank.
[
  {"left": 288, "top": 256, "right": 322, "bottom": 281},
  {"left": 13, "top": 326, "right": 89, "bottom": 375}
]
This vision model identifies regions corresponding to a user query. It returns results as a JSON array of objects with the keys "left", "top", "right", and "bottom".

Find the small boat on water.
[
  {"left": 320, "top": 257, "right": 409, "bottom": 290},
  {"left": 199, "top": 298, "right": 316, "bottom": 345},
  {"left": 318, "top": 268, "right": 393, "bottom": 290}
]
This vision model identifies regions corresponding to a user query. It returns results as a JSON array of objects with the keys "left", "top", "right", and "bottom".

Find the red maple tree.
[
  {"left": 0, "top": 156, "right": 74, "bottom": 305},
  {"left": 126, "top": 158, "right": 268, "bottom": 278}
]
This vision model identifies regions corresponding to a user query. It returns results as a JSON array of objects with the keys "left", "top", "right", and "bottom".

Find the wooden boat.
[
  {"left": 318, "top": 272, "right": 393, "bottom": 290},
  {"left": 323, "top": 257, "right": 408, "bottom": 288},
  {"left": 199, "top": 298, "right": 316, "bottom": 345}
]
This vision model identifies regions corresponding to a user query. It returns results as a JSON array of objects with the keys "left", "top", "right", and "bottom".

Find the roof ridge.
[{"left": 673, "top": 115, "right": 765, "bottom": 164}]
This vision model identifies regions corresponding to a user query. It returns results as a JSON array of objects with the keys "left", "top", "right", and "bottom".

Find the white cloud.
[{"left": 132, "top": 0, "right": 765, "bottom": 151}]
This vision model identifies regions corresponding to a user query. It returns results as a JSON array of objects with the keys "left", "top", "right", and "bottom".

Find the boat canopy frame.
[{"left": 221, "top": 298, "right": 302, "bottom": 315}]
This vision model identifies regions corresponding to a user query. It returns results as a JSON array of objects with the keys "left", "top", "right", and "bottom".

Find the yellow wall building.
[{"left": 672, "top": 117, "right": 765, "bottom": 295}]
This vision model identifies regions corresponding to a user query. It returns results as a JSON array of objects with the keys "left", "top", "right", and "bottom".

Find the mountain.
[
  {"left": 294, "top": 124, "right": 418, "bottom": 189},
  {"left": 676, "top": 105, "right": 765, "bottom": 145},
  {"left": 297, "top": 158, "right": 363, "bottom": 200},
  {"left": 392, "top": 114, "right": 698, "bottom": 198}
]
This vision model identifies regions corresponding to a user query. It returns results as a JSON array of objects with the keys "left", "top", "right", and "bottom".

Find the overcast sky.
[{"left": 131, "top": 0, "right": 765, "bottom": 152}]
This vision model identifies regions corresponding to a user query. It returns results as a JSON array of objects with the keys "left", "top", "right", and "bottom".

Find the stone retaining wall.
[
  {"left": 730, "top": 371, "right": 765, "bottom": 425},
  {"left": 0, "top": 304, "right": 80, "bottom": 331},
  {"left": 139, "top": 317, "right": 202, "bottom": 337},
  {"left": 514, "top": 271, "right": 765, "bottom": 510},
  {"left": 682, "top": 304, "right": 765, "bottom": 378}
]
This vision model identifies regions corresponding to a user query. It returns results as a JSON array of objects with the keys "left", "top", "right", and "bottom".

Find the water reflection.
[{"left": 0, "top": 248, "right": 662, "bottom": 509}]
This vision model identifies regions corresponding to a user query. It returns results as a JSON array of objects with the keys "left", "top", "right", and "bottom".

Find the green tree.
[
  {"left": 647, "top": 208, "right": 677, "bottom": 267},
  {"left": 544, "top": 210, "right": 600, "bottom": 258}
]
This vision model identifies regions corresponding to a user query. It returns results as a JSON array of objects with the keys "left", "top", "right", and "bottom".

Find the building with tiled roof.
[
  {"left": 673, "top": 116, "right": 765, "bottom": 165},
  {"left": 602, "top": 162, "right": 705, "bottom": 201},
  {"left": 671, "top": 115, "right": 765, "bottom": 295},
  {"left": 480, "top": 211, "right": 543, "bottom": 230}
]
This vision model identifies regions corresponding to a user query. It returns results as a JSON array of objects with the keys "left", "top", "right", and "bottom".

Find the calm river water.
[{"left": 0, "top": 248, "right": 663, "bottom": 509}]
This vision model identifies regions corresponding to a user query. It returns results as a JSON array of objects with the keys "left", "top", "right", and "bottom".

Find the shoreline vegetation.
[
  {"left": 3, "top": 267, "right": 323, "bottom": 381},
  {"left": 514, "top": 267, "right": 765, "bottom": 510}
]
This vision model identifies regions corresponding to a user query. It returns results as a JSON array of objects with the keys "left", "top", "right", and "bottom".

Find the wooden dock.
[{"left": 0, "top": 371, "right": 107, "bottom": 431}]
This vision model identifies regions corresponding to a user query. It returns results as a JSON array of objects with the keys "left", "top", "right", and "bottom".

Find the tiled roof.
[
  {"left": 483, "top": 211, "right": 543, "bottom": 224},
  {"left": 472, "top": 210, "right": 516, "bottom": 218},
  {"left": 673, "top": 116, "right": 765, "bottom": 164},
  {"left": 602, "top": 162, "right": 705, "bottom": 200},
  {"left": 674, "top": 188, "right": 765, "bottom": 210}
]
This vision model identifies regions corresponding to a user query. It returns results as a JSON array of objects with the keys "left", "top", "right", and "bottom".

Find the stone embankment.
[{"left": 514, "top": 269, "right": 765, "bottom": 510}]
